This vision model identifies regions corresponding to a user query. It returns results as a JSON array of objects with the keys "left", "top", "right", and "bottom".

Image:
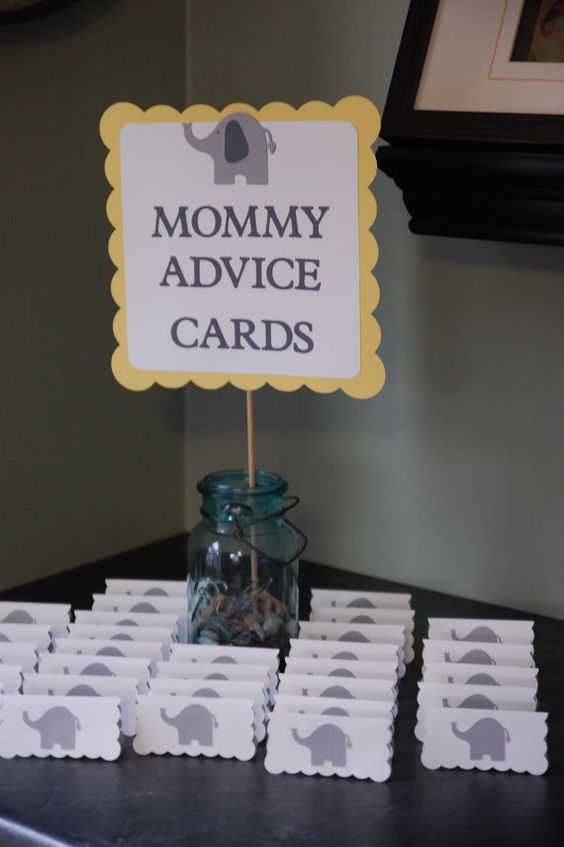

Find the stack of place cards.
[
  {"left": 418, "top": 618, "right": 548, "bottom": 775},
  {"left": 92, "top": 578, "right": 188, "bottom": 641},
  {"left": 264, "top": 587, "right": 409, "bottom": 782},
  {"left": 134, "top": 644, "right": 278, "bottom": 759}
]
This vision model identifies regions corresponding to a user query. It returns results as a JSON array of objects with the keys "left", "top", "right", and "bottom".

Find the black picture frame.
[{"left": 377, "top": 0, "right": 564, "bottom": 245}]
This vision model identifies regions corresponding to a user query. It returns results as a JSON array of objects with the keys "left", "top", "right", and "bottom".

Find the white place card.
[
  {"left": 0, "top": 603, "right": 71, "bottom": 637},
  {"left": 310, "top": 589, "right": 411, "bottom": 610},
  {"left": 415, "top": 683, "right": 538, "bottom": 742},
  {"left": 311, "top": 606, "right": 414, "bottom": 628},
  {"left": 422, "top": 640, "right": 535, "bottom": 669},
  {"left": 421, "top": 662, "right": 538, "bottom": 690},
  {"left": 299, "top": 621, "right": 411, "bottom": 662},
  {"left": 0, "top": 694, "right": 122, "bottom": 760},
  {"left": 22, "top": 673, "right": 140, "bottom": 736},
  {"left": 105, "top": 579, "right": 187, "bottom": 597},
  {"left": 284, "top": 656, "right": 398, "bottom": 682},
  {"left": 148, "top": 678, "right": 267, "bottom": 741},
  {"left": 289, "top": 638, "right": 405, "bottom": 678},
  {"left": 133, "top": 694, "right": 256, "bottom": 760},
  {"left": 310, "top": 607, "right": 414, "bottom": 656},
  {"left": 156, "top": 660, "right": 274, "bottom": 704},
  {"left": 274, "top": 694, "right": 395, "bottom": 721},
  {"left": 427, "top": 618, "right": 534, "bottom": 645},
  {"left": 0, "top": 644, "right": 38, "bottom": 673},
  {"left": 0, "top": 665, "right": 23, "bottom": 694},
  {"left": 73, "top": 610, "right": 180, "bottom": 637},
  {"left": 265, "top": 710, "right": 393, "bottom": 781},
  {"left": 420, "top": 707, "right": 548, "bottom": 775},
  {"left": 277, "top": 673, "right": 397, "bottom": 706},
  {"left": 0, "top": 624, "right": 52, "bottom": 651},
  {"left": 63, "top": 623, "right": 176, "bottom": 644},
  {"left": 169, "top": 643, "right": 279, "bottom": 689},
  {"left": 38, "top": 654, "right": 151, "bottom": 690},
  {"left": 54, "top": 637, "right": 169, "bottom": 671},
  {"left": 92, "top": 595, "right": 188, "bottom": 641}
]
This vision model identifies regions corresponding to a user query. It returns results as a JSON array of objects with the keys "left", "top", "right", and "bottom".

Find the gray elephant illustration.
[
  {"left": 80, "top": 662, "right": 115, "bottom": 676},
  {"left": 442, "top": 694, "right": 498, "bottom": 710},
  {"left": 328, "top": 668, "right": 356, "bottom": 678},
  {"left": 144, "top": 587, "right": 168, "bottom": 596},
  {"left": 192, "top": 688, "right": 221, "bottom": 698},
  {"left": 160, "top": 704, "right": 218, "bottom": 747},
  {"left": 66, "top": 684, "right": 100, "bottom": 697},
  {"left": 183, "top": 113, "right": 276, "bottom": 185},
  {"left": 205, "top": 673, "right": 228, "bottom": 681},
  {"left": 117, "top": 619, "right": 139, "bottom": 626},
  {"left": 321, "top": 707, "right": 350, "bottom": 717},
  {"left": 462, "top": 673, "right": 500, "bottom": 686},
  {"left": 292, "top": 724, "right": 352, "bottom": 767},
  {"left": 347, "top": 598, "right": 376, "bottom": 608},
  {"left": 350, "top": 615, "right": 377, "bottom": 625},
  {"left": 1, "top": 610, "right": 35, "bottom": 624},
  {"left": 212, "top": 655, "right": 237, "bottom": 664},
  {"left": 333, "top": 651, "right": 359, "bottom": 661},
  {"left": 338, "top": 631, "right": 370, "bottom": 643},
  {"left": 319, "top": 685, "right": 355, "bottom": 699},
  {"left": 445, "top": 649, "right": 496, "bottom": 665},
  {"left": 451, "top": 626, "right": 501, "bottom": 643},
  {"left": 96, "top": 646, "right": 125, "bottom": 658},
  {"left": 111, "top": 633, "right": 134, "bottom": 641},
  {"left": 451, "top": 718, "right": 510, "bottom": 761},
  {"left": 129, "top": 602, "right": 157, "bottom": 613},
  {"left": 23, "top": 706, "right": 81, "bottom": 750}
]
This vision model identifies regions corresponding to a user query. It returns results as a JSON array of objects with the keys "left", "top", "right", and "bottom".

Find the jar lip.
[{"left": 197, "top": 469, "right": 287, "bottom": 497}]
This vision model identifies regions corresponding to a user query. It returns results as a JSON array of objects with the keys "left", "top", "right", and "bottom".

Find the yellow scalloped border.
[{"left": 100, "top": 96, "right": 384, "bottom": 398}]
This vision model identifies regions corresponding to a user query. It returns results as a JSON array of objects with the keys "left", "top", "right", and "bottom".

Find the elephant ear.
[{"left": 225, "top": 119, "right": 249, "bottom": 163}]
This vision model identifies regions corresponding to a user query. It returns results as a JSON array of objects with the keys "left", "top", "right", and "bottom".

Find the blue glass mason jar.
[{"left": 187, "top": 469, "right": 304, "bottom": 654}]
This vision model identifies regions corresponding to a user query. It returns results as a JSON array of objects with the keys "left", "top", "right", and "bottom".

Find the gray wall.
[
  {"left": 184, "top": 0, "right": 564, "bottom": 618},
  {"left": 0, "top": 0, "right": 186, "bottom": 590}
]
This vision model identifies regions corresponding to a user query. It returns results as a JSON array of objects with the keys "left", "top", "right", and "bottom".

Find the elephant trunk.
[
  {"left": 183, "top": 123, "right": 209, "bottom": 152},
  {"left": 160, "top": 708, "right": 178, "bottom": 728},
  {"left": 291, "top": 728, "right": 309, "bottom": 747},
  {"left": 451, "top": 722, "right": 468, "bottom": 741},
  {"left": 22, "top": 711, "right": 39, "bottom": 730},
  {"left": 451, "top": 630, "right": 463, "bottom": 641}
]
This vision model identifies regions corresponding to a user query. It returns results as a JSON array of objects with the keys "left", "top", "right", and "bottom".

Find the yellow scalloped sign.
[{"left": 100, "top": 97, "right": 384, "bottom": 398}]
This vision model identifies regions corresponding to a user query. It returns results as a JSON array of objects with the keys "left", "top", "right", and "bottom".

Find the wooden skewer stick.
[{"left": 246, "top": 391, "right": 259, "bottom": 590}]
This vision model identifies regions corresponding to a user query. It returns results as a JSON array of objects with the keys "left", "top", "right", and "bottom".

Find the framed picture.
[
  {"left": 381, "top": 0, "right": 564, "bottom": 148},
  {"left": 378, "top": 0, "right": 564, "bottom": 245}
]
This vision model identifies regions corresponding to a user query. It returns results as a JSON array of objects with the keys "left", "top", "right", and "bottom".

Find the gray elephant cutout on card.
[
  {"left": 80, "top": 662, "right": 115, "bottom": 677},
  {"left": 212, "top": 656, "right": 237, "bottom": 664},
  {"left": 183, "top": 113, "right": 276, "bottom": 185},
  {"left": 347, "top": 598, "right": 377, "bottom": 608},
  {"left": 117, "top": 619, "right": 139, "bottom": 626},
  {"left": 333, "top": 651, "right": 359, "bottom": 661},
  {"left": 445, "top": 649, "right": 496, "bottom": 665},
  {"left": 463, "top": 673, "right": 500, "bottom": 686},
  {"left": 23, "top": 706, "right": 81, "bottom": 750},
  {"left": 111, "top": 633, "right": 134, "bottom": 641},
  {"left": 292, "top": 724, "right": 352, "bottom": 767},
  {"left": 451, "top": 626, "right": 501, "bottom": 643},
  {"left": 442, "top": 694, "right": 498, "bottom": 710},
  {"left": 205, "top": 673, "right": 228, "bottom": 681},
  {"left": 1, "top": 610, "right": 36, "bottom": 624},
  {"left": 350, "top": 615, "right": 377, "bottom": 625},
  {"left": 160, "top": 704, "right": 218, "bottom": 747},
  {"left": 96, "top": 646, "right": 125, "bottom": 658},
  {"left": 129, "top": 603, "right": 158, "bottom": 614},
  {"left": 328, "top": 668, "right": 356, "bottom": 678},
  {"left": 66, "top": 684, "right": 101, "bottom": 697},
  {"left": 192, "top": 688, "right": 221, "bottom": 698},
  {"left": 144, "top": 588, "right": 168, "bottom": 596},
  {"left": 451, "top": 718, "right": 510, "bottom": 761},
  {"left": 319, "top": 685, "right": 355, "bottom": 699},
  {"left": 338, "top": 631, "right": 370, "bottom": 643}
]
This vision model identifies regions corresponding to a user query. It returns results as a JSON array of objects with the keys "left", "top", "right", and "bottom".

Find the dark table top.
[{"left": 0, "top": 536, "right": 562, "bottom": 847}]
